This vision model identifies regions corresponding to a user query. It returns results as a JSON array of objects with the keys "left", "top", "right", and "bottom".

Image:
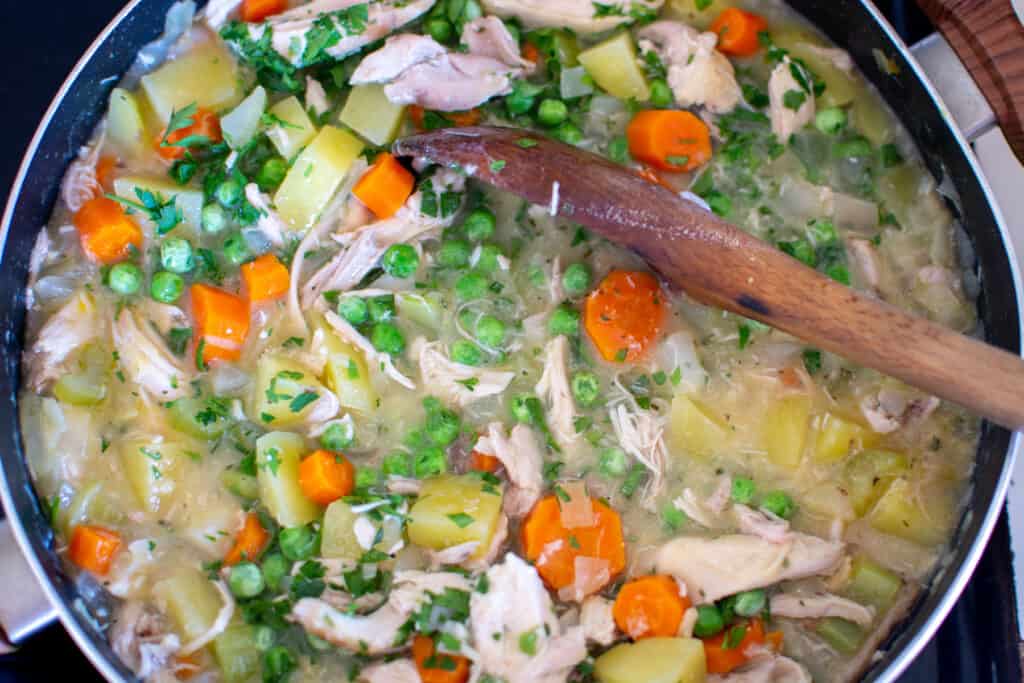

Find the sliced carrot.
[
  {"left": 240, "top": 253, "right": 290, "bottom": 303},
  {"left": 469, "top": 450, "right": 501, "bottom": 473},
  {"left": 190, "top": 283, "right": 250, "bottom": 364},
  {"left": 353, "top": 153, "right": 415, "bottom": 219},
  {"left": 520, "top": 494, "right": 625, "bottom": 591},
  {"left": 612, "top": 575, "right": 691, "bottom": 640},
  {"left": 412, "top": 634, "right": 471, "bottom": 683},
  {"left": 156, "top": 107, "right": 222, "bottom": 161},
  {"left": 298, "top": 450, "right": 356, "bottom": 505},
  {"left": 521, "top": 41, "right": 540, "bottom": 65},
  {"left": 96, "top": 155, "right": 119, "bottom": 190},
  {"left": 241, "top": 0, "right": 288, "bottom": 22},
  {"left": 224, "top": 512, "right": 269, "bottom": 565},
  {"left": 709, "top": 8, "right": 769, "bottom": 57},
  {"left": 73, "top": 196, "right": 143, "bottom": 265},
  {"left": 584, "top": 270, "right": 667, "bottom": 363},
  {"left": 626, "top": 110, "right": 712, "bottom": 172},
  {"left": 68, "top": 524, "right": 122, "bottom": 575},
  {"left": 446, "top": 109, "right": 481, "bottom": 127},
  {"left": 703, "top": 618, "right": 768, "bottom": 675}
]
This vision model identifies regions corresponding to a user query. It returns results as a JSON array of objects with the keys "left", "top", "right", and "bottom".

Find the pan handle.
[
  {"left": 0, "top": 519, "right": 57, "bottom": 652},
  {"left": 915, "top": 0, "right": 1024, "bottom": 163}
]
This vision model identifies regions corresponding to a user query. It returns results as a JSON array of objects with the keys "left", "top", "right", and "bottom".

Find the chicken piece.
[
  {"left": 323, "top": 310, "right": 415, "bottom": 389},
  {"left": 580, "top": 595, "right": 617, "bottom": 646},
  {"left": 461, "top": 15, "right": 534, "bottom": 69},
  {"left": 637, "top": 21, "right": 741, "bottom": 114},
  {"left": 673, "top": 489, "right": 722, "bottom": 529},
  {"left": 768, "top": 57, "right": 815, "bottom": 142},
  {"left": 305, "top": 76, "right": 330, "bottom": 119},
  {"left": 350, "top": 33, "right": 449, "bottom": 82},
  {"left": 470, "top": 554, "right": 588, "bottom": 683},
  {"left": 769, "top": 592, "right": 874, "bottom": 626},
  {"left": 413, "top": 338, "right": 515, "bottom": 407},
  {"left": 473, "top": 423, "right": 544, "bottom": 518},
  {"left": 291, "top": 570, "right": 473, "bottom": 654},
  {"left": 359, "top": 659, "right": 421, "bottom": 683},
  {"left": 656, "top": 533, "right": 844, "bottom": 604},
  {"left": 25, "top": 290, "right": 102, "bottom": 392},
  {"left": 535, "top": 335, "right": 577, "bottom": 450},
  {"left": 847, "top": 238, "right": 881, "bottom": 291},
  {"left": 244, "top": 183, "right": 287, "bottom": 247},
  {"left": 608, "top": 398, "right": 669, "bottom": 508},
  {"left": 707, "top": 655, "right": 812, "bottom": 683},
  {"left": 138, "top": 299, "right": 190, "bottom": 337},
  {"left": 60, "top": 130, "right": 105, "bottom": 213},
  {"left": 859, "top": 387, "right": 939, "bottom": 434},
  {"left": 110, "top": 601, "right": 181, "bottom": 681},
  {"left": 482, "top": 0, "right": 663, "bottom": 34},
  {"left": 202, "top": 0, "right": 242, "bottom": 29},
  {"left": 732, "top": 504, "right": 792, "bottom": 543},
  {"left": 113, "top": 306, "right": 193, "bottom": 400}
]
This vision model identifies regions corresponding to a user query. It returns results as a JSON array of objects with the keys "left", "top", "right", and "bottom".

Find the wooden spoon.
[{"left": 394, "top": 126, "right": 1024, "bottom": 430}]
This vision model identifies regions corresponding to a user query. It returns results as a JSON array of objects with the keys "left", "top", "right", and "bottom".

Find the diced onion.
[
  {"left": 560, "top": 66, "right": 595, "bottom": 100},
  {"left": 559, "top": 481, "right": 595, "bottom": 529},
  {"left": 557, "top": 556, "right": 610, "bottom": 603}
]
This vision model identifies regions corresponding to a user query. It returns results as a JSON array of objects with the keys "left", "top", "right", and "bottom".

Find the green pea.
[
  {"left": 370, "top": 322, "right": 405, "bottom": 355},
  {"left": 833, "top": 137, "right": 873, "bottom": 160},
  {"left": 733, "top": 589, "right": 767, "bottom": 617},
  {"left": 382, "top": 243, "right": 419, "bottom": 278},
  {"left": 693, "top": 604, "right": 725, "bottom": 638},
  {"left": 649, "top": 78, "right": 673, "bottom": 107},
  {"left": 561, "top": 262, "right": 591, "bottom": 296},
  {"left": 367, "top": 295, "right": 396, "bottom": 323},
  {"left": 263, "top": 647, "right": 296, "bottom": 682},
  {"left": 473, "top": 243, "right": 504, "bottom": 274},
  {"left": 278, "top": 525, "right": 317, "bottom": 561},
  {"left": 571, "top": 371, "right": 600, "bottom": 407},
  {"left": 320, "top": 420, "right": 355, "bottom": 450},
  {"left": 256, "top": 157, "right": 288, "bottom": 191},
  {"left": 261, "top": 553, "right": 289, "bottom": 591},
  {"left": 414, "top": 446, "right": 447, "bottom": 478},
  {"left": 510, "top": 393, "right": 542, "bottom": 425},
  {"left": 463, "top": 208, "right": 496, "bottom": 242},
  {"left": 160, "top": 237, "right": 195, "bottom": 274},
  {"left": 427, "top": 17, "right": 454, "bottom": 42},
  {"left": 505, "top": 80, "right": 541, "bottom": 116},
  {"left": 462, "top": 0, "right": 482, "bottom": 22},
  {"left": 253, "top": 624, "right": 276, "bottom": 651},
  {"left": 731, "top": 477, "right": 756, "bottom": 505},
  {"left": 356, "top": 466, "right": 381, "bottom": 488},
  {"left": 382, "top": 451, "right": 412, "bottom": 477},
  {"left": 451, "top": 339, "right": 483, "bottom": 366},
  {"left": 815, "top": 107, "right": 848, "bottom": 135},
  {"left": 425, "top": 401, "right": 461, "bottom": 446},
  {"left": 761, "top": 490, "right": 796, "bottom": 519},
  {"left": 548, "top": 305, "right": 580, "bottom": 336},
  {"left": 201, "top": 203, "right": 228, "bottom": 233},
  {"left": 338, "top": 296, "right": 369, "bottom": 326},
  {"left": 223, "top": 233, "right": 251, "bottom": 266},
  {"left": 215, "top": 178, "right": 244, "bottom": 208},
  {"left": 475, "top": 315, "right": 506, "bottom": 348},
  {"left": 438, "top": 239, "right": 471, "bottom": 268},
  {"left": 228, "top": 561, "right": 265, "bottom": 598},
  {"left": 455, "top": 272, "right": 488, "bottom": 301},
  {"left": 552, "top": 121, "right": 583, "bottom": 145},
  {"left": 598, "top": 447, "right": 627, "bottom": 477},
  {"left": 107, "top": 262, "right": 142, "bottom": 295},
  {"left": 150, "top": 271, "right": 184, "bottom": 304},
  {"left": 537, "top": 99, "right": 569, "bottom": 127}
]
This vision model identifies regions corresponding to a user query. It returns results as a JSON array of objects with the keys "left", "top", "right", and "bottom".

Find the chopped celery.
[
  {"left": 816, "top": 617, "right": 864, "bottom": 654},
  {"left": 843, "top": 555, "right": 902, "bottom": 609},
  {"left": 214, "top": 622, "right": 263, "bottom": 682},
  {"left": 221, "top": 468, "right": 260, "bottom": 500}
]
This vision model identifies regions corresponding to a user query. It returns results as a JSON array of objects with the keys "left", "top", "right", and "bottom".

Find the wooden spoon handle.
[
  {"left": 396, "top": 127, "right": 1024, "bottom": 430},
  {"left": 916, "top": 0, "right": 1024, "bottom": 163}
]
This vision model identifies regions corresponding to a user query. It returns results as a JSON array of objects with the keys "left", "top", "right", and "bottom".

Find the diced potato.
[
  {"left": 759, "top": 395, "right": 811, "bottom": 469},
  {"left": 815, "top": 617, "right": 863, "bottom": 654},
  {"left": 339, "top": 84, "right": 406, "bottom": 146},
  {"left": 107, "top": 87, "right": 149, "bottom": 158},
  {"left": 153, "top": 567, "right": 224, "bottom": 645},
  {"left": 843, "top": 555, "right": 902, "bottom": 609},
  {"left": 594, "top": 637, "right": 706, "bottom": 683},
  {"left": 668, "top": 394, "right": 728, "bottom": 459},
  {"left": 842, "top": 449, "right": 908, "bottom": 515},
  {"left": 321, "top": 500, "right": 363, "bottom": 560},
  {"left": 668, "top": 0, "right": 735, "bottom": 29},
  {"left": 61, "top": 481, "right": 125, "bottom": 534},
  {"left": 266, "top": 96, "right": 317, "bottom": 159},
  {"left": 250, "top": 355, "right": 335, "bottom": 428},
  {"left": 407, "top": 475, "right": 504, "bottom": 559},
  {"left": 771, "top": 27, "right": 858, "bottom": 108},
  {"left": 799, "top": 484, "right": 855, "bottom": 522},
  {"left": 214, "top": 622, "right": 262, "bottom": 683},
  {"left": 220, "top": 86, "right": 267, "bottom": 150},
  {"left": 119, "top": 436, "right": 188, "bottom": 514},
  {"left": 141, "top": 42, "right": 242, "bottom": 124},
  {"left": 317, "top": 318, "right": 377, "bottom": 414},
  {"left": 868, "top": 477, "right": 947, "bottom": 545},
  {"left": 811, "top": 412, "right": 867, "bottom": 464},
  {"left": 578, "top": 32, "right": 650, "bottom": 101},
  {"left": 396, "top": 292, "right": 444, "bottom": 331},
  {"left": 274, "top": 125, "right": 364, "bottom": 230},
  {"left": 256, "top": 431, "right": 320, "bottom": 527},
  {"left": 113, "top": 175, "right": 204, "bottom": 232}
]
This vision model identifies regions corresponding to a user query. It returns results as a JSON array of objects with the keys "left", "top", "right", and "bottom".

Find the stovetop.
[{"left": 0, "top": 1, "right": 1019, "bottom": 681}]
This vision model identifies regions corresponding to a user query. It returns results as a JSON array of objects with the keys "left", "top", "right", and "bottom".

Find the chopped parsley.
[
  {"left": 106, "top": 188, "right": 182, "bottom": 235},
  {"left": 289, "top": 391, "right": 319, "bottom": 413},
  {"left": 447, "top": 513, "right": 475, "bottom": 528}
]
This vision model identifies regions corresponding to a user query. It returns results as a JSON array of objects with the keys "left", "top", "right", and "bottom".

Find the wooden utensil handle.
[{"left": 917, "top": 0, "right": 1024, "bottom": 163}]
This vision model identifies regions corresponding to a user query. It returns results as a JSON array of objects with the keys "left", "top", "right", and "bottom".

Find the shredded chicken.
[
  {"left": 462, "top": 16, "right": 534, "bottom": 69},
  {"left": 768, "top": 57, "right": 815, "bottom": 142},
  {"left": 110, "top": 601, "right": 181, "bottom": 681},
  {"left": 25, "top": 290, "right": 101, "bottom": 392},
  {"left": 733, "top": 504, "right": 792, "bottom": 543},
  {"left": 244, "top": 183, "right": 287, "bottom": 247},
  {"left": 708, "top": 654, "right": 812, "bottom": 683},
  {"left": 656, "top": 533, "right": 844, "bottom": 603},
  {"left": 359, "top": 659, "right": 421, "bottom": 683},
  {"left": 305, "top": 76, "right": 330, "bottom": 118},
  {"left": 113, "top": 306, "right": 193, "bottom": 400},
  {"left": 638, "top": 21, "right": 741, "bottom": 114},
  {"left": 847, "top": 238, "right": 881, "bottom": 291},
  {"left": 413, "top": 338, "right": 515, "bottom": 407},
  {"left": 470, "top": 554, "right": 588, "bottom": 683},
  {"left": 60, "top": 129, "right": 106, "bottom": 213},
  {"left": 579, "top": 596, "right": 617, "bottom": 645},
  {"left": 769, "top": 592, "right": 874, "bottom": 626},
  {"left": 608, "top": 396, "right": 669, "bottom": 508},
  {"left": 202, "top": 0, "right": 242, "bottom": 29},
  {"left": 482, "top": 0, "right": 663, "bottom": 34},
  {"left": 323, "top": 310, "right": 415, "bottom": 388},
  {"left": 535, "top": 335, "right": 578, "bottom": 450},
  {"left": 860, "top": 388, "right": 939, "bottom": 433},
  {"left": 473, "top": 423, "right": 544, "bottom": 518}
]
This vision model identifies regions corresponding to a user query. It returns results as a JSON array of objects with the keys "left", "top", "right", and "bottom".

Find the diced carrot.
[
  {"left": 68, "top": 524, "right": 122, "bottom": 575},
  {"left": 240, "top": 253, "right": 290, "bottom": 304},
  {"left": 765, "top": 629, "right": 784, "bottom": 652},
  {"left": 469, "top": 450, "right": 501, "bottom": 473},
  {"left": 521, "top": 41, "right": 540, "bottom": 65},
  {"left": 174, "top": 652, "right": 204, "bottom": 680},
  {"left": 709, "top": 8, "right": 769, "bottom": 57},
  {"left": 352, "top": 152, "right": 415, "bottom": 219},
  {"left": 224, "top": 512, "right": 269, "bottom": 565},
  {"left": 241, "top": 0, "right": 288, "bottom": 22},
  {"left": 406, "top": 105, "right": 479, "bottom": 132},
  {"left": 298, "top": 450, "right": 356, "bottom": 505},
  {"left": 626, "top": 109, "right": 712, "bottom": 172},
  {"left": 73, "top": 196, "right": 143, "bottom": 265},
  {"left": 412, "top": 634, "right": 471, "bottom": 683},
  {"left": 703, "top": 618, "right": 769, "bottom": 674},
  {"left": 612, "top": 575, "right": 691, "bottom": 640},
  {"left": 584, "top": 270, "right": 667, "bottom": 363},
  {"left": 408, "top": 105, "right": 426, "bottom": 132},
  {"left": 520, "top": 494, "right": 625, "bottom": 591},
  {"left": 635, "top": 165, "right": 678, "bottom": 192},
  {"left": 96, "top": 155, "right": 119, "bottom": 190},
  {"left": 446, "top": 109, "right": 481, "bottom": 127},
  {"left": 156, "top": 107, "right": 222, "bottom": 161},
  {"left": 191, "top": 283, "right": 250, "bottom": 363}
]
